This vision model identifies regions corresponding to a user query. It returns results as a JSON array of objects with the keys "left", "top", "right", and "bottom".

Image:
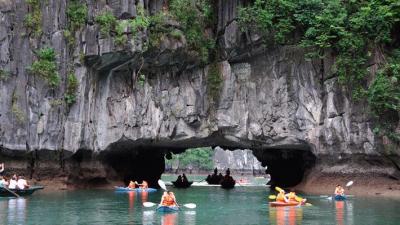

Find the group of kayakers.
[
  {"left": 275, "top": 188, "right": 306, "bottom": 204},
  {"left": 206, "top": 167, "right": 235, "bottom": 187},
  {"left": 127, "top": 180, "right": 148, "bottom": 189},
  {"left": 174, "top": 173, "right": 189, "bottom": 185},
  {"left": 0, "top": 163, "right": 30, "bottom": 190},
  {"left": 0, "top": 174, "right": 30, "bottom": 190},
  {"left": 272, "top": 184, "right": 347, "bottom": 205}
]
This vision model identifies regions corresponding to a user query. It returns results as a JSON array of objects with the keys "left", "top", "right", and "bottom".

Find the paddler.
[
  {"left": 138, "top": 180, "right": 148, "bottom": 189},
  {"left": 286, "top": 191, "right": 307, "bottom": 203},
  {"left": 276, "top": 189, "right": 289, "bottom": 203},
  {"left": 128, "top": 180, "right": 136, "bottom": 189},
  {"left": 334, "top": 184, "right": 345, "bottom": 196},
  {"left": 160, "top": 191, "right": 178, "bottom": 207}
]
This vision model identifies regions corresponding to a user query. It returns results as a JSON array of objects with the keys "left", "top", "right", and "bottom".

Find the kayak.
[
  {"left": 114, "top": 187, "right": 157, "bottom": 193},
  {"left": 334, "top": 195, "right": 347, "bottom": 201},
  {"left": 270, "top": 201, "right": 305, "bottom": 207},
  {"left": 156, "top": 205, "right": 179, "bottom": 213},
  {"left": 0, "top": 186, "right": 44, "bottom": 197},
  {"left": 172, "top": 181, "right": 193, "bottom": 188}
]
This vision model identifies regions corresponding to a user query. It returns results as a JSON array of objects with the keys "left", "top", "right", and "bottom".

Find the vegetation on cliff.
[
  {"left": 239, "top": 0, "right": 400, "bottom": 141},
  {"left": 29, "top": 47, "right": 60, "bottom": 88},
  {"left": 165, "top": 147, "right": 214, "bottom": 170},
  {"left": 24, "top": 0, "right": 42, "bottom": 37}
]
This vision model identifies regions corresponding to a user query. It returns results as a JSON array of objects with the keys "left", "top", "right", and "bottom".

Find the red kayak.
[{"left": 270, "top": 201, "right": 305, "bottom": 207}]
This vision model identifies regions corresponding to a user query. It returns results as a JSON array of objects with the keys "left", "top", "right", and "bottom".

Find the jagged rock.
[{"left": 0, "top": 0, "right": 397, "bottom": 188}]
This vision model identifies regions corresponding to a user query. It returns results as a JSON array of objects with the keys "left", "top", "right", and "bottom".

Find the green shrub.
[
  {"left": 130, "top": 5, "right": 150, "bottom": 35},
  {"left": 67, "top": 0, "right": 88, "bottom": 31},
  {"left": 95, "top": 11, "right": 117, "bottom": 36},
  {"left": 24, "top": 0, "right": 42, "bottom": 37},
  {"left": 65, "top": 73, "right": 79, "bottom": 105},
  {"left": 65, "top": 0, "right": 87, "bottom": 46},
  {"left": 29, "top": 47, "right": 60, "bottom": 88},
  {"left": 0, "top": 70, "right": 10, "bottom": 81},
  {"left": 11, "top": 91, "right": 25, "bottom": 124},
  {"left": 207, "top": 63, "right": 222, "bottom": 103},
  {"left": 238, "top": 0, "right": 400, "bottom": 140},
  {"left": 165, "top": 147, "right": 214, "bottom": 170},
  {"left": 170, "top": 0, "right": 214, "bottom": 63},
  {"left": 368, "top": 59, "right": 400, "bottom": 116},
  {"left": 115, "top": 20, "right": 129, "bottom": 46}
]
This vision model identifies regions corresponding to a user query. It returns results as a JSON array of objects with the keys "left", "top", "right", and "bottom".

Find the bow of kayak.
[
  {"left": 334, "top": 195, "right": 347, "bottom": 201},
  {"left": 270, "top": 201, "right": 305, "bottom": 207},
  {"left": 156, "top": 205, "right": 180, "bottom": 213}
]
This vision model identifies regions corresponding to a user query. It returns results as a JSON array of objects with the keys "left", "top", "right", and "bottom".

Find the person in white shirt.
[
  {"left": 0, "top": 176, "right": 8, "bottom": 187},
  {"left": 9, "top": 176, "right": 17, "bottom": 189},
  {"left": 17, "top": 176, "right": 29, "bottom": 190}
]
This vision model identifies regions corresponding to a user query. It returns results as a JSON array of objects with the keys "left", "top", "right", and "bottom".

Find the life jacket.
[
  {"left": 288, "top": 192, "right": 296, "bottom": 201},
  {"left": 276, "top": 193, "right": 286, "bottom": 202},
  {"left": 162, "top": 195, "right": 175, "bottom": 206}
]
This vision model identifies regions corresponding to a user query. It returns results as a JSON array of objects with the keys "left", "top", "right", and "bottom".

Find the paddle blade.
[
  {"left": 143, "top": 202, "right": 156, "bottom": 207},
  {"left": 305, "top": 203, "right": 312, "bottom": 206},
  {"left": 158, "top": 179, "right": 167, "bottom": 191},
  {"left": 295, "top": 196, "right": 303, "bottom": 202},
  {"left": 268, "top": 195, "right": 276, "bottom": 200},
  {"left": 183, "top": 203, "right": 196, "bottom": 209},
  {"left": 275, "top": 187, "right": 284, "bottom": 192},
  {"left": 346, "top": 181, "right": 354, "bottom": 187}
]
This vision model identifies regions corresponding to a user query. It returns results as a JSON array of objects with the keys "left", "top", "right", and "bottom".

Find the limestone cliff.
[{"left": 0, "top": 0, "right": 398, "bottom": 188}]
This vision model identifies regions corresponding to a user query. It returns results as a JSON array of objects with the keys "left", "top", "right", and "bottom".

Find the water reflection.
[
  {"left": 184, "top": 211, "right": 196, "bottom": 225},
  {"left": 141, "top": 191, "right": 148, "bottom": 203},
  {"left": 128, "top": 192, "right": 135, "bottom": 210},
  {"left": 335, "top": 200, "right": 354, "bottom": 225},
  {"left": 161, "top": 212, "right": 178, "bottom": 225},
  {"left": 142, "top": 210, "right": 155, "bottom": 225},
  {"left": 335, "top": 201, "right": 344, "bottom": 225},
  {"left": 269, "top": 206, "right": 303, "bottom": 225},
  {"left": 8, "top": 198, "right": 27, "bottom": 225}
]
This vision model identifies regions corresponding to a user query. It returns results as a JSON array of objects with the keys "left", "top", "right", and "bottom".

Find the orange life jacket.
[
  {"left": 288, "top": 192, "right": 296, "bottom": 201},
  {"left": 276, "top": 193, "right": 286, "bottom": 202},
  {"left": 162, "top": 195, "right": 175, "bottom": 206}
]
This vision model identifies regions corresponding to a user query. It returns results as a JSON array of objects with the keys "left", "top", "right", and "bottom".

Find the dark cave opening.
[
  {"left": 100, "top": 143, "right": 165, "bottom": 188},
  {"left": 98, "top": 141, "right": 316, "bottom": 189},
  {"left": 253, "top": 148, "right": 316, "bottom": 188}
]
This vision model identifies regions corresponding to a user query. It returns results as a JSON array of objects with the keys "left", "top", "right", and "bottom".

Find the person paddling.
[
  {"left": 276, "top": 190, "right": 289, "bottom": 203},
  {"left": 160, "top": 191, "right": 178, "bottom": 207},
  {"left": 286, "top": 191, "right": 307, "bottom": 204},
  {"left": 138, "top": 180, "right": 148, "bottom": 189},
  {"left": 334, "top": 184, "right": 345, "bottom": 196},
  {"left": 128, "top": 180, "right": 136, "bottom": 189}
]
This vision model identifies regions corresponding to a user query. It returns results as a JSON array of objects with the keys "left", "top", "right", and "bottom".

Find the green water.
[{"left": 0, "top": 187, "right": 399, "bottom": 225}]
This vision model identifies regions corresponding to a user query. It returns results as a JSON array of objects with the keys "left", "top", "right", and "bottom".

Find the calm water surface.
[{"left": 0, "top": 187, "right": 399, "bottom": 225}]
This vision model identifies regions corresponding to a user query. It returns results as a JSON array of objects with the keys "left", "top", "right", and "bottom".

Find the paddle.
[
  {"left": 158, "top": 179, "right": 167, "bottom": 191},
  {"left": 143, "top": 202, "right": 197, "bottom": 209},
  {"left": 2, "top": 185, "right": 20, "bottom": 198}
]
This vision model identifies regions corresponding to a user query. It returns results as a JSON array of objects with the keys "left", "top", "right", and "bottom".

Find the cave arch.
[{"left": 99, "top": 139, "right": 316, "bottom": 188}]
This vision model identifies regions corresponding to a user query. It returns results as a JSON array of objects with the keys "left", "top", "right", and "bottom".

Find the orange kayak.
[{"left": 270, "top": 201, "right": 304, "bottom": 207}]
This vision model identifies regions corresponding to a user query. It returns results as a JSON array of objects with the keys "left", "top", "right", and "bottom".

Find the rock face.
[
  {"left": 213, "top": 147, "right": 266, "bottom": 174},
  {"left": 0, "top": 0, "right": 398, "bottom": 187}
]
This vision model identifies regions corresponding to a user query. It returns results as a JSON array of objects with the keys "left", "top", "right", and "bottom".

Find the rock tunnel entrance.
[{"left": 99, "top": 140, "right": 316, "bottom": 189}]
